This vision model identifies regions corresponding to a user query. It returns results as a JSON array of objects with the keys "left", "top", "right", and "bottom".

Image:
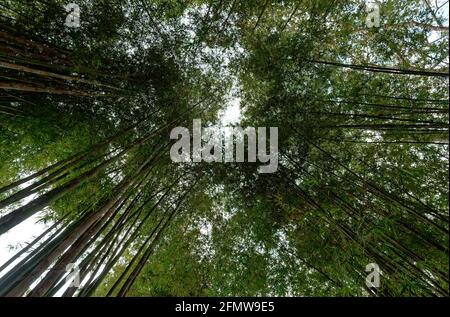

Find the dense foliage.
[{"left": 0, "top": 0, "right": 448, "bottom": 296}]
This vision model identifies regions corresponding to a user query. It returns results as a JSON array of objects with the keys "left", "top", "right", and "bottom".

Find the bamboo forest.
[{"left": 0, "top": 0, "right": 448, "bottom": 298}]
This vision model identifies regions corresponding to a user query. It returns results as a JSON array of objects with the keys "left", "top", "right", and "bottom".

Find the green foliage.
[{"left": 0, "top": 0, "right": 448, "bottom": 297}]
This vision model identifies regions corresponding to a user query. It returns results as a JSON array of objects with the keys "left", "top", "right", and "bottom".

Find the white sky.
[
  {"left": 220, "top": 96, "right": 241, "bottom": 125},
  {"left": 0, "top": 196, "right": 49, "bottom": 272}
]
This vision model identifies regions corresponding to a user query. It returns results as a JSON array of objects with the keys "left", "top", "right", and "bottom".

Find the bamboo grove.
[{"left": 0, "top": 0, "right": 448, "bottom": 296}]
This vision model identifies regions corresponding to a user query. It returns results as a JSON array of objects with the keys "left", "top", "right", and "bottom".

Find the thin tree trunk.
[{"left": 0, "top": 82, "right": 108, "bottom": 96}]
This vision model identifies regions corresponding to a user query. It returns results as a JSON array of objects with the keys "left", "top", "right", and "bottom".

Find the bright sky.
[
  {"left": 0, "top": 195, "right": 50, "bottom": 273},
  {"left": 220, "top": 96, "right": 241, "bottom": 125}
]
